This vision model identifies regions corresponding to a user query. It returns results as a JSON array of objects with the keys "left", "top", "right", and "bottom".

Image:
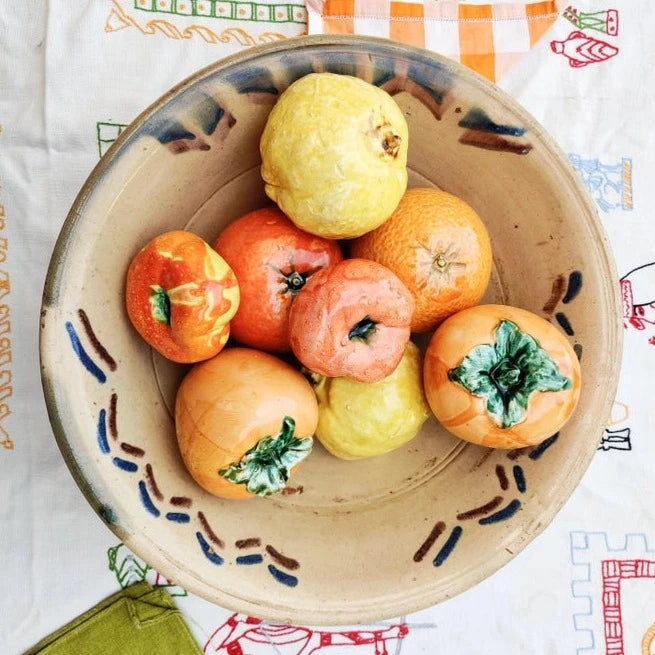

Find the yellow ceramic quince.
[
  {"left": 312, "top": 341, "right": 430, "bottom": 460},
  {"left": 260, "top": 73, "right": 409, "bottom": 239}
]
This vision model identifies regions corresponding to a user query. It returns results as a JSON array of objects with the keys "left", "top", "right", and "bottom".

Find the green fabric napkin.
[{"left": 24, "top": 581, "right": 202, "bottom": 655}]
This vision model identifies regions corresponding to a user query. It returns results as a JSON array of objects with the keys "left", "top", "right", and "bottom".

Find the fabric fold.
[{"left": 24, "top": 582, "right": 202, "bottom": 655}]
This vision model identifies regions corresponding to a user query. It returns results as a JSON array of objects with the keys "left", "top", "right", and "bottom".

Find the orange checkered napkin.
[{"left": 306, "top": 0, "right": 560, "bottom": 82}]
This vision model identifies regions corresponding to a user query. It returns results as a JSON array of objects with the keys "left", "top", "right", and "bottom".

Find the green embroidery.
[
  {"left": 149, "top": 285, "right": 171, "bottom": 324},
  {"left": 96, "top": 121, "right": 128, "bottom": 158},
  {"left": 218, "top": 417, "right": 312, "bottom": 496},
  {"left": 448, "top": 319, "right": 572, "bottom": 429},
  {"left": 107, "top": 543, "right": 187, "bottom": 596},
  {"left": 134, "top": 0, "right": 307, "bottom": 24},
  {"left": 562, "top": 7, "right": 618, "bottom": 35}
]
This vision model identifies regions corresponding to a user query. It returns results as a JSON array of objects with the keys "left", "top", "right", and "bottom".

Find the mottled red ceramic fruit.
[{"left": 288, "top": 258, "right": 414, "bottom": 383}]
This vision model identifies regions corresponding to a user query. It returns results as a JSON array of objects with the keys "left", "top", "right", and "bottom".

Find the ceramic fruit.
[
  {"left": 213, "top": 207, "right": 343, "bottom": 352},
  {"left": 351, "top": 188, "right": 492, "bottom": 333},
  {"left": 313, "top": 341, "right": 430, "bottom": 460},
  {"left": 260, "top": 72, "right": 409, "bottom": 239},
  {"left": 175, "top": 347, "right": 318, "bottom": 499},
  {"left": 423, "top": 304, "right": 581, "bottom": 448},
  {"left": 288, "top": 258, "right": 414, "bottom": 383},
  {"left": 125, "top": 230, "right": 239, "bottom": 363}
]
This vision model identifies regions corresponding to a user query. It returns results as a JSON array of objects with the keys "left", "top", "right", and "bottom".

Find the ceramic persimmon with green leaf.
[
  {"left": 423, "top": 304, "right": 581, "bottom": 449},
  {"left": 175, "top": 347, "right": 318, "bottom": 499},
  {"left": 125, "top": 230, "right": 239, "bottom": 363}
]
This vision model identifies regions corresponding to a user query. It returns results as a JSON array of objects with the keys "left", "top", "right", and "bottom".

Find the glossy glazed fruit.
[
  {"left": 175, "top": 348, "right": 318, "bottom": 498},
  {"left": 288, "top": 258, "right": 414, "bottom": 383},
  {"left": 313, "top": 342, "right": 430, "bottom": 460},
  {"left": 125, "top": 230, "right": 239, "bottom": 362},
  {"left": 423, "top": 304, "right": 581, "bottom": 448},
  {"left": 260, "top": 73, "right": 408, "bottom": 239},
  {"left": 351, "top": 188, "right": 492, "bottom": 332}
]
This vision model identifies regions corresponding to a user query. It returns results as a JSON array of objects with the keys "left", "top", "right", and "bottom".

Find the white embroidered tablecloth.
[{"left": 2, "top": 2, "right": 654, "bottom": 654}]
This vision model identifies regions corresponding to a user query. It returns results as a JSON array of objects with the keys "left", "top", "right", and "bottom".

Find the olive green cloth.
[{"left": 24, "top": 582, "right": 202, "bottom": 655}]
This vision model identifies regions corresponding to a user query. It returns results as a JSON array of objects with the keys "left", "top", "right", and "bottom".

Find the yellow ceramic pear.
[
  {"left": 312, "top": 342, "right": 430, "bottom": 460},
  {"left": 260, "top": 73, "right": 408, "bottom": 239}
]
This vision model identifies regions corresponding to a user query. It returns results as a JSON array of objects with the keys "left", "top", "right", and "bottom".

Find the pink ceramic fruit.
[{"left": 288, "top": 258, "right": 414, "bottom": 383}]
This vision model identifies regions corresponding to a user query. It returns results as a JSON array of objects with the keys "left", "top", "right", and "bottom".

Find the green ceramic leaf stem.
[
  {"left": 149, "top": 285, "right": 171, "bottom": 325},
  {"left": 218, "top": 416, "right": 313, "bottom": 496},
  {"left": 448, "top": 319, "right": 572, "bottom": 428}
]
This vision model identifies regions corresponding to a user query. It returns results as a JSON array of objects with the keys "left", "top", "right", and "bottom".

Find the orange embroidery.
[
  {"left": 105, "top": 0, "right": 302, "bottom": 44},
  {"left": 0, "top": 165, "right": 14, "bottom": 452},
  {"left": 642, "top": 621, "right": 655, "bottom": 655}
]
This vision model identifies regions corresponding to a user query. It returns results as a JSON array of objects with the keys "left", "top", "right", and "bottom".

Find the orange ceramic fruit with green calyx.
[
  {"left": 351, "top": 188, "right": 492, "bottom": 333},
  {"left": 175, "top": 347, "right": 318, "bottom": 499},
  {"left": 423, "top": 304, "right": 581, "bottom": 449},
  {"left": 126, "top": 231, "right": 239, "bottom": 363},
  {"left": 288, "top": 258, "right": 414, "bottom": 383},
  {"left": 213, "top": 207, "right": 343, "bottom": 352}
]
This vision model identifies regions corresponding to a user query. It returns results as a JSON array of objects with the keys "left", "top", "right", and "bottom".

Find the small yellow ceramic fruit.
[
  {"left": 312, "top": 341, "right": 430, "bottom": 460},
  {"left": 260, "top": 73, "right": 409, "bottom": 239}
]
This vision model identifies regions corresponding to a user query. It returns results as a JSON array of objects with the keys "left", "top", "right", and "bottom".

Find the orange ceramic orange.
[
  {"left": 213, "top": 207, "right": 343, "bottom": 352},
  {"left": 125, "top": 230, "right": 239, "bottom": 363},
  {"left": 175, "top": 347, "right": 318, "bottom": 499},
  {"left": 351, "top": 188, "right": 492, "bottom": 332},
  {"left": 288, "top": 258, "right": 414, "bottom": 383},
  {"left": 424, "top": 304, "right": 581, "bottom": 449}
]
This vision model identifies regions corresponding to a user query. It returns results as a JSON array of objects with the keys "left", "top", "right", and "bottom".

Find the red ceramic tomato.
[{"left": 213, "top": 207, "right": 343, "bottom": 352}]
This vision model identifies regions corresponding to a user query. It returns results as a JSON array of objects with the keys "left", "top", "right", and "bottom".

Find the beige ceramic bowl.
[{"left": 40, "top": 35, "right": 622, "bottom": 624}]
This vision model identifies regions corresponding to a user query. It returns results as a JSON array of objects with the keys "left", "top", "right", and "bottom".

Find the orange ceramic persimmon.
[
  {"left": 175, "top": 347, "right": 318, "bottom": 499},
  {"left": 351, "top": 188, "right": 492, "bottom": 332},
  {"left": 288, "top": 258, "right": 414, "bottom": 383},
  {"left": 213, "top": 207, "right": 343, "bottom": 352},
  {"left": 423, "top": 304, "right": 581, "bottom": 449},
  {"left": 125, "top": 230, "right": 239, "bottom": 363}
]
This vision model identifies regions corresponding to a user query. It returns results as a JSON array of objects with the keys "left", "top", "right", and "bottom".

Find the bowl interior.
[{"left": 40, "top": 36, "right": 621, "bottom": 624}]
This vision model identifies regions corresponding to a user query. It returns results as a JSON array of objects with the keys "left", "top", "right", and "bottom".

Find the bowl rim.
[{"left": 39, "top": 33, "right": 624, "bottom": 625}]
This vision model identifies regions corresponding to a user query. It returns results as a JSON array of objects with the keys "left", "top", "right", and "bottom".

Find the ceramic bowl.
[{"left": 40, "top": 35, "right": 622, "bottom": 624}]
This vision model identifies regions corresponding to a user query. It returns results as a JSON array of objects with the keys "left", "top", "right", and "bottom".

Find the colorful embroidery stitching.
[
  {"left": 568, "top": 154, "right": 633, "bottom": 212},
  {"left": 105, "top": 0, "right": 299, "bottom": 45},
  {"left": 552, "top": 7, "right": 620, "bottom": 68},
  {"left": 134, "top": 0, "right": 307, "bottom": 24},
  {"left": 570, "top": 532, "right": 655, "bottom": 655}
]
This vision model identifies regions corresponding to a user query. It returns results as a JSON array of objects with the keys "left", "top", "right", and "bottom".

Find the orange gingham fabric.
[{"left": 306, "top": 0, "right": 560, "bottom": 82}]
